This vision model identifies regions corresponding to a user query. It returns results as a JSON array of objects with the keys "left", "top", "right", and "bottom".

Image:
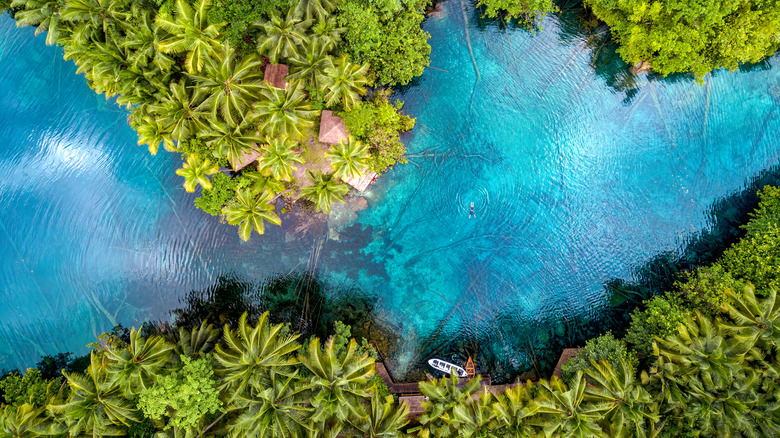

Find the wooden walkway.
[{"left": 381, "top": 348, "right": 579, "bottom": 421}]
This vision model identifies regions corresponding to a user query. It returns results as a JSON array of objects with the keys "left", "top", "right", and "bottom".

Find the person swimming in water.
[{"left": 469, "top": 202, "right": 475, "bottom": 218}]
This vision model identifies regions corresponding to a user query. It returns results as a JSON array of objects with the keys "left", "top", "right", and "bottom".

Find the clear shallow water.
[{"left": 2, "top": 3, "right": 780, "bottom": 377}]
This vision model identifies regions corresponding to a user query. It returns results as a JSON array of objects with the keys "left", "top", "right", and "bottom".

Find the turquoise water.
[{"left": 2, "top": 2, "right": 780, "bottom": 377}]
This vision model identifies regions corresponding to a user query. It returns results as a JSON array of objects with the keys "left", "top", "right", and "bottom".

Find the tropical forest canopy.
[
  {"left": 2, "top": 185, "right": 780, "bottom": 436},
  {"left": 1, "top": 0, "right": 429, "bottom": 241}
]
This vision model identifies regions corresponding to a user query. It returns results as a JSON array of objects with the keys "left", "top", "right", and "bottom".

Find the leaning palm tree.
[
  {"left": 254, "top": 81, "right": 318, "bottom": 140},
  {"left": 254, "top": 9, "right": 310, "bottom": 63},
  {"left": 532, "top": 374, "right": 610, "bottom": 438},
  {"left": 213, "top": 312, "right": 301, "bottom": 399},
  {"left": 103, "top": 326, "right": 174, "bottom": 398},
  {"left": 258, "top": 136, "right": 304, "bottom": 181},
  {"left": 188, "top": 43, "right": 265, "bottom": 126},
  {"left": 0, "top": 403, "right": 65, "bottom": 437},
  {"left": 298, "top": 337, "right": 375, "bottom": 427},
  {"left": 175, "top": 154, "right": 220, "bottom": 192},
  {"left": 321, "top": 55, "right": 370, "bottom": 109},
  {"left": 299, "top": 170, "right": 348, "bottom": 214},
  {"left": 11, "top": 0, "right": 65, "bottom": 45},
  {"left": 221, "top": 189, "right": 283, "bottom": 240},
  {"left": 156, "top": 0, "right": 224, "bottom": 73},
  {"left": 583, "top": 358, "right": 659, "bottom": 437},
  {"left": 326, "top": 135, "right": 370, "bottom": 181},
  {"left": 288, "top": 38, "right": 333, "bottom": 96},
  {"left": 198, "top": 119, "right": 262, "bottom": 169},
  {"left": 49, "top": 352, "right": 139, "bottom": 436},
  {"left": 229, "top": 369, "right": 313, "bottom": 438}
]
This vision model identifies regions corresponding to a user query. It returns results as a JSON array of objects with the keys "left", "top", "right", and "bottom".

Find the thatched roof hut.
[
  {"left": 264, "top": 64, "right": 289, "bottom": 89},
  {"left": 318, "top": 110, "right": 348, "bottom": 144}
]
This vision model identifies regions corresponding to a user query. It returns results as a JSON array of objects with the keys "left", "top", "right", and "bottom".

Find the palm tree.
[
  {"left": 258, "top": 136, "right": 304, "bottom": 181},
  {"left": 492, "top": 384, "right": 539, "bottom": 438},
  {"left": 288, "top": 38, "right": 333, "bottom": 96},
  {"left": 49, "top": 352, "right": 140, "bottom": 436},
  {"left": 321, "top": 55, "right": 370, "bottom": 109},
  {"left": 243, "top": 170, "right": 287, "bottom": 196},
  {"left": 228, "top": 369, "right": 313, "bottom": 437},
  {"left": 150, "top": 79, "right": 208, "bottom": 143},
  {"left": 175, "top": 154, "right": 220, "bottom": 192},
  {"left": 298, "top": 337, "right": 375, "bottom": 427},
  {"left": 255, "top": 10, "right": 309, "bottom": 63},
  {"left": 172, "top": 320, "right": 220, "bottom": 358},
  {"left": 0, "top": 403, "right": 65, "bottom": 437},
  {"left": 450, "top": 386, "right": 498, "bottom": 438},
  {"left": 720, "top": 287, "right": 780, "bottom": 354},
  {"left": 132, "top": 112, "right": 175, "bottom": 155},
  {"left": 346, "top": 396, "right": 409, "bottom": 438},
  {"left": 123, "top": 11, "right": 176, "bottom": 73},
  {"left": 213, "top": 312, "right": 301, "bottom": 399},
  {"left": 59, "top": 0, "right": 130, "bottom": 43},
  {"left": 221, "top": 189, "right": 283, "bottom": 240},
  {"left": 11, "top": 0, "right": 65, "bottom": 45},
  {"left": 309, "top": 16, "right": 342, "bottom": 51},
  {"left": 103, "top": 327, "right": 174, "bottom": 398},
  {"left": 326, "top": 135, "right": 370, "bottom": 180},
  {"left": 156, "top": 0, "right": 224, "bottom": 73},
  {"left": 294, "top": 0, "right": 337, "bottom": 22},
  {"left": 654, "top": 311, "right": 743, "bottom": 392},
  {"left": 583, "top": 358, "right": 659, "bottom": 437},
  {"left": 254, "top": 81, "right": 318, "bottom": 140},
  {"left": 416, "top": 374, "right": 481, "bottom": 437},
  {"left": 189, "top": 43, "right": 265, "bottom": 126},
  {"left": 198, "top": 119, "right": 262, "bottom": 169},
  {"left": 532, "top": 374, "right": 609, "bottom": 437},
  {"left": 299, "top": 170, "right": 348, "bottom": 214}
]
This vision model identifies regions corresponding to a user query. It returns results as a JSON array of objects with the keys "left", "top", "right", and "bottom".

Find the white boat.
[{"left": 428, "top": 358, "right": 468, "bottom": 378}]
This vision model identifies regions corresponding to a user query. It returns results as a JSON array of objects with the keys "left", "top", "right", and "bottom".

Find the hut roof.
[
  {"left": 344, "top": 170, "right": 377, "bottom": 192},
  {"left": 264, "top": 64, "right": 289, "bottom": 89},
  {"left": 318, "top": 110, "right": 349, "bottom": 144},
  {"left": 232, "top": 148, "right": 262, "bottom": 171}
]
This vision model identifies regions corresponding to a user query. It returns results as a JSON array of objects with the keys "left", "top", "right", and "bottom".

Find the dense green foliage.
[
  {"left": 342, "top": 91, "right": 414, "bottom": 173},
  {"left": 585, "top": 0, "right": 780, "bottom": 78},
  {"left": 624, "top": 293, "right": 689, "bottom": 359},
  {"left": 0, "top": 369, "right": 48, "bottom": 407},
  {"left": 337, "top": 0, "right": 430, "bottom": 86},
  {"left": 9, "top": 0, "right": 425, "bottom": 241},
  {"left": 137, "top": 355, "right": 222, "bottom": 431},
  {"left": 560, "top": 332, "right": 635, "bottom": 383},
  {"left": 476, "top": 0, "right": 556, "bottom": 24}
]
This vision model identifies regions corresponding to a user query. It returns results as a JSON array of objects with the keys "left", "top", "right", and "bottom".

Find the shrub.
[
  {"left": 561, "top": 332, "right": 635, "bottom": 384},
  {"left": 675, "top": 265, "right": 744, "bottom": 316},
  {"left": 195, "top": 172, "right": 238, "bottom": 216},
  {"left": 718, "top": 186, "right": 780, "bottom": 293},
  {"left": 625, "top": 294, "right": 689, "bottom": 361},
  {"left": 476, "top": 0, "right": 556, "bottom": 25},
  {"left": 342, "top": 91, "right": 414, "bottom": 174},
  {"left": 0, "top": 369, "right": 48, "bottom": 407}
]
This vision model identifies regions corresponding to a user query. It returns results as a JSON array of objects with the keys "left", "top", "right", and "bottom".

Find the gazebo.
[
  {"left": 264, "top": 64, "right": 289, "bottom": 89},
  {"left": 318, "top": 110, "right": 348, "bottom": 144}
]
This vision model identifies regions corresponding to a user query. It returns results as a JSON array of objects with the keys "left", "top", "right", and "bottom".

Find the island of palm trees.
[{"left": 5, "top": 0, "right": 425, "bottom": 240}]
